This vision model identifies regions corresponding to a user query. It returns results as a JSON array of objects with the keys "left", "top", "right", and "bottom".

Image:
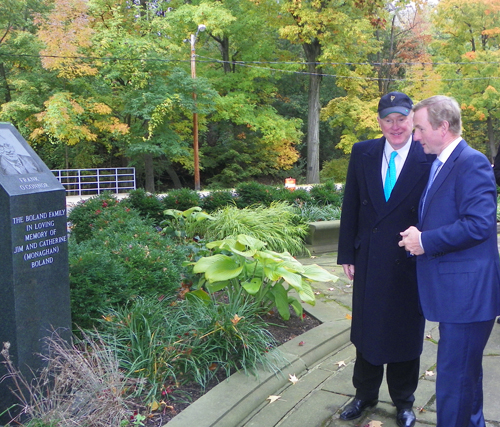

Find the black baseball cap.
[{"left": 378, "top": 92, "right": 413, "bottom": 118}]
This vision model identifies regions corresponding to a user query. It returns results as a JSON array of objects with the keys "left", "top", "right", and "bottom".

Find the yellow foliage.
[
  {"left": 37, "top": 0, "right": 98, "bottom": 78},
  {"left": 91, "top": 103, "right": 113, "bottom": 115},
  {"left": 275, "top": 138, "right": 300, "bottom": 169}
]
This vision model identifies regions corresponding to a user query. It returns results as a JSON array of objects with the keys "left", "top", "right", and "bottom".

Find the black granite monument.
[{"left": 0, "top": 123, "right": 71, "bottom": 415}]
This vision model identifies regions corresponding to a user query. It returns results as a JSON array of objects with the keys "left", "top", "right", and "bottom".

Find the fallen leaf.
[
  {"left": 336, "top": 360, "right": 346, "bottom": 367},
  {"left": 417, "top": 406, "right": 426, "bottom": 413},
  {"left": 426, "top": 334, "right": 432, "bottom": 339},
  {"left": 149, "top": 400, "right": 160, "bottom": 411},
  {"left": 345, "top": 314, "right": 352, "bottom": 320},
  {"left": 425, "top": 370, "right": 435, "bottom": 377},
  {"left": 314, "top": 291, "right": 321, "bottom": 295},
  {"left": 346, "top": 283, "right": 352, "bottom": 287},
  {"left": 310, "top": 256, "right": 317, "bottom": 259},
  {"left": 288, "top": 373, "right": 299, "bottom": 385},
  {"left": 266, "top": 395, "right": 282, "bottom": 404},
  {"left": 328, "top": 287, "right": 335, "bottom": 291},
  {"left": 298, "top": 341, "right": 305, "bottom": 346},
  {"left": 366, "top": 421, "right": 383, "bottom": 427}
]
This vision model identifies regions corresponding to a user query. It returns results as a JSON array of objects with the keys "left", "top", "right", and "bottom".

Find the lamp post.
[{"left": 190, "top": 24, "right": 205, "bottom": 191}]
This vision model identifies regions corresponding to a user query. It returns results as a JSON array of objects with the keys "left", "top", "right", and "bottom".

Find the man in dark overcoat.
[{"left": 337, "top": 92, "right": 434, "bottom": 427}]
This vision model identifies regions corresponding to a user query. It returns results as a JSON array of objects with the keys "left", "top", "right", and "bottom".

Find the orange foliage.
[{"left": 36, "top": 0, "right": 97, "bottom": 78}]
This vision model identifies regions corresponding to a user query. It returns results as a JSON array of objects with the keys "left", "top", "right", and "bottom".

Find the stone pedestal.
[{"left": 0, "top": 123, "right": 71, "bottom": 416}]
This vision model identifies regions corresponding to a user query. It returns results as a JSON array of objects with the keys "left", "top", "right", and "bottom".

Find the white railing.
[{"left": 51, "top": 168, "right": 136, "bottom": 196}]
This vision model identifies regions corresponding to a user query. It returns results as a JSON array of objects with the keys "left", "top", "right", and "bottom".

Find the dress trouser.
[
  {"left": 436, "top": 319, "right": 494, "bottom": 427},
  {"left": 353, "top": 349, "right": 419, "bottom": 409}
]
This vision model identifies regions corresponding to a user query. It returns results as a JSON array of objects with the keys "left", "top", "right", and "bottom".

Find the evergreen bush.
[
  {"left": 234, "top": 181, "right": 275, "bottom": 208},
  {"left": 200, "top": 190, "right": 235, "bottom": 212},
  {"left": 67, "top": 192, "right": 122, "bottom": 244},
  {"left": 124, "top": 188, "right": 166, "bottom": 225},
  {"left": 161, "top": 188, "right": 202, "bottom": 211},
  {"left": 68, "top": 194, "right": 186, "bottom": 329},
  {"left": 273, "top": 187, "right": 312, "bottom": 205},
  {"left": 309, "top": 181, "right": 343, "bottom": 206}
]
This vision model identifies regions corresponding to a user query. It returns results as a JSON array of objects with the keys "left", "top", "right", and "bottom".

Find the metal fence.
[{"left": 51, "top": 168, "right": 136, "bottom": 196}]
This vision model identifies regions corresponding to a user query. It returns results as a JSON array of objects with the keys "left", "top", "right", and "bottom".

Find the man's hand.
[
  {"left": 399, "top": 226, "right": 425, "bottom": 256},
  {"left": 342, "top": 264, "right": 355, "bottom": 281}
]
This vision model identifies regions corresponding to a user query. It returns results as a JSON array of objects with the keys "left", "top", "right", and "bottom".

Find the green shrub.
[
  {"left": 124, "top": 188, "right": 166, "bottom": 225},
  {"left": 273, "top": 187, "right": 312, "bottom": 205},
  {"left": 161, "top": 188, "right": 202, "bottom": 211},
  {"left": 234, "top": 182, "right": 275, "bottom": 208},
  {"left": 69, "top": 205, "right": 186, "bottom": 329},
  {"left": 67, "top": 192, "right": 122, "bottom": 243},
  {"left": 201, "top": 190, "right": 235, "bottom": 212},
  {"left": 309, "top": 181, "right": 343, "bottom": 206}
]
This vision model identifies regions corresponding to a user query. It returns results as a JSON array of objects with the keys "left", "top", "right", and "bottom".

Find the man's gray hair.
[{"left": 413, "top": 95, "right": 462, "bottom": 136}]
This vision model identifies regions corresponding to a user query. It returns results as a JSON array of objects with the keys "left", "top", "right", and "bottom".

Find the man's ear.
[{"left": 440, "top": 120, "right": 450, "bottom": 136}]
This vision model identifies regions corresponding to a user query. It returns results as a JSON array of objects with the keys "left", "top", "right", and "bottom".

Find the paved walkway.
[{"left": 167, "top": 251, "right": 500, "bottom": 427}]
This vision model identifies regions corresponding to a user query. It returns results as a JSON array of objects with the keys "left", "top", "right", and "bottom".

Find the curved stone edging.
[
  {"left": 305, "top": 220, "right": 340, "bottom": 254},
  {"left": 306, "top": 222, "right": 500, "bottom": 254},
  {"left": 166, "top": 299, "right": 352, "bottom": 427}
]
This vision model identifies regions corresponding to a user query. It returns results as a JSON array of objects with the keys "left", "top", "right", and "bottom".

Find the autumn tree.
[
  {"left": 431, "top": 0, "right": 500, "bottom": 160},
  {"left": 278, "top": 0, "right": 385, "bottom": 183},
  {"left": 29, "top": 0, "right": 220, "bottom": 190},
  {"left": 163, "top": 0, "right": 303, "bottom": 187},
  {"left": 0, "top": 0, "right": 56, "bottom": 135},
  {"left": 320, "top": 1, "right": 435, "bottom": 156}
]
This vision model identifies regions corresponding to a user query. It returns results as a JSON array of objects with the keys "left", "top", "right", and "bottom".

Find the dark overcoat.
[{"left": 337, "top": 137, "right": 433, "bottom": 365}]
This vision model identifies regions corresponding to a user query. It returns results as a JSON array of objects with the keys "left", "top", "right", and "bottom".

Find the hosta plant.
[{"left": 191, "top": 234, "right": 338, "bottom": 320}]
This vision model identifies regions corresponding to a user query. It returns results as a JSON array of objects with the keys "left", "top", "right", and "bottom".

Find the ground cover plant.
[
  {"left": 294, "top": 203, "right": 342, "bottom": 222},
  {"left": 96, "top": 294, "right": 285, "bottom": 410},
  {"left": 187, "top": 202, "right": 310, "bottom": 256}
]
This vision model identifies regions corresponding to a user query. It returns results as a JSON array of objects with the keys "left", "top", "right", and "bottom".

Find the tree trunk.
[
  {"left": 0, "top": 62, "right": 11, "bottom": 103},
  {"left": 487, "top": 114, "right": 496, "bottom": 161},
  {"left": 165, "top": 163, "right": 182, "bottom": 189},
  {"left": 303, "top": 40, "right": 322, "bottom": 184},
  {"left": 144, "top": 153, "right": 155, "bottom": 193}
]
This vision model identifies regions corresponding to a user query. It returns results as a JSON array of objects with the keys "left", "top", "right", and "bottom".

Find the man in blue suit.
[
  {"left": 338, "top": 92, "right": 433, "bottom": 427},
  {"left": 400, "top": 95, "right": 500, "bottom": 427}
]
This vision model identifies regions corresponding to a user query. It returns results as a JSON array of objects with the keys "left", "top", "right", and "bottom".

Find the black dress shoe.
[
  {"left": 339, "top": 398, "right": 378, "bottom": 420},
  {"left": 396, "top": 408, "right": 416, "bottom": 427}
]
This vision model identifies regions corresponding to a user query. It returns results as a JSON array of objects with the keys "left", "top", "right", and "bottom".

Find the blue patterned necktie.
[
  {"left": 421, "top": 158, "right": 443, "bottom": 214},
  {"left": 384, "top": 151, "right": 398, "bottom": 201}
]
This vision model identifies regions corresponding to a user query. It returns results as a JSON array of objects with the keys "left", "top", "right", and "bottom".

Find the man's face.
[
  {"left": 377, "top": 112, "right": 413, "bottom": 150},
  {"left": 413, "top": 107, "right": 444, "bottom": 155},
  {"left": 3, "top": 143, "right": 17, "bottom": 161}
]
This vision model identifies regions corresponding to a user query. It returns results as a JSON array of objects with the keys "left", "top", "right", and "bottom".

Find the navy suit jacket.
[{"left": 417, "top": 140, "right": 500, "bottom": 323}]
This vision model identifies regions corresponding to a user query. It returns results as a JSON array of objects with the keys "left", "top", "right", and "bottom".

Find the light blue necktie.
[
  {"left": 384, "top": 151, "right": 398, "bottom": 201},
  {"left": 421, "top": 158, "right": 443, "bottom": 214}
]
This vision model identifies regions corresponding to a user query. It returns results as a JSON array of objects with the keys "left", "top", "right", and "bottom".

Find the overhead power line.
[{"left": 1, "top": 51, "right": 500, "bottom": 82}]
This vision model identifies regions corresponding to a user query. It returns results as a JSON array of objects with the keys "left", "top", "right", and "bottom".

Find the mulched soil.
[{"left": 134, "top": 311, "right": 321, "bottom": 426}]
